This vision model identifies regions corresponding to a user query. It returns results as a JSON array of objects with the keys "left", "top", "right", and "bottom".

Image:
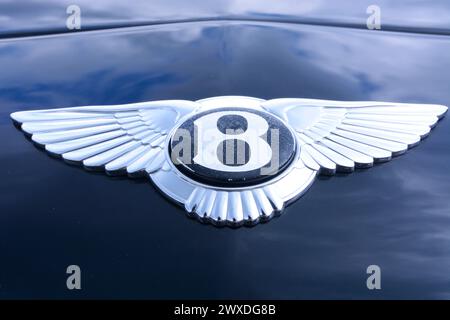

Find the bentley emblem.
[{"left": 11, "top": 96, "right": 447, "bottom": 226}]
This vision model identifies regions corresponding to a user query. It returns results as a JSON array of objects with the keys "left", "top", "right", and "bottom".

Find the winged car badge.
[{"left": 11, "top": 96, "right": 447, "bottom": 226}]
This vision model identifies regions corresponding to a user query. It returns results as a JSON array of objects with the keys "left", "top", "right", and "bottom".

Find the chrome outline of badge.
[{"left": 11, "top": 96, "right": 448, "bottom": 227}]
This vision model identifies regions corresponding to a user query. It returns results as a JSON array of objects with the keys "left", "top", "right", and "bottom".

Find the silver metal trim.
[{"left": 10, "top": 96, "right": 447, "bottom": 227}]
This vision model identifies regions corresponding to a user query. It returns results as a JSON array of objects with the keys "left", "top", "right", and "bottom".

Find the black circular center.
[{"left": 169, "top": 107, "right": 296, "bottom": 187}]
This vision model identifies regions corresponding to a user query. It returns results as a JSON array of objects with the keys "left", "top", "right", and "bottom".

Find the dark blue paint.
[{"left": 0, "top": 7, "right": 449, "bottom": 299}]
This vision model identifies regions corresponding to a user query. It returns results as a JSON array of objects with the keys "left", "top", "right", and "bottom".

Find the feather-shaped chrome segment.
[
  {"left": 145, "top": 151, "right": 166, "bottom": 173},
  {"left": 105, "top": 145, "right": 150, "bottom": 173},
  {"left": 32, "top": 124, "right": 122, "bottom": 144},
  {"left": 23, "top": 117, "right": 117, "bottom": 133},
  {"left": 183, "top": 184, "right": 287, "bottom": 226},
  {"left": 333, "top": 129, "right": 408, "bottom": 155},
  {"left": 326, "top": 134, "right": 392, "bottom": 162},
  {"left": 341, "top": 118, "right": 431, "bottom": 137},
  {"left": 46, "top": 130, "right": 126, "bottom": 154},
  {"left": 263, "top": 99, "right": 447, "bottom": 175},
  {"left": 320, "top": 139, "right": 373, "bottom": 168},
  {"left": 63, "top": 136, "right": 133, "bottom": 162},
  {"left": 126, "top": 147, "right": 163, "bottom": 174},
  {"left": 303, "top": 144, "right": 336, "bottom": 174},
  {"left": 83, "top": 141, "right": 141, "bottom": 168},
  {"left": 210, "top": 192, "right": 228, "bottom": 223},
  {"left": 11, "top": 100, "right": 199, "bottom": 176}
]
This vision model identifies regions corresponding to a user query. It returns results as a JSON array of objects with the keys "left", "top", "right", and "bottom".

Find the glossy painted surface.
[
  {"left": 2, "top": 0, "right": 450, "bottom": 37},
  {"left": 0, "top": 5, "right": 450, "bottom": 298}
]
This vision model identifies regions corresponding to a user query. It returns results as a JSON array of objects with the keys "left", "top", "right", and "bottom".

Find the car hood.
[
  {"left": 2, "top": 0, "right": 450, "bottom": 36},
  {"left": 0, "top": 1, "right": 449, "bottom": 299}
]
